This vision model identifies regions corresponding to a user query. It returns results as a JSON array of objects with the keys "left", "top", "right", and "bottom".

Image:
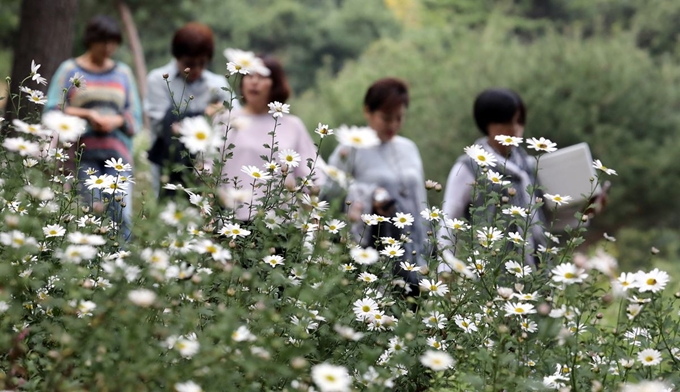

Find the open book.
[{"left": 536, "top": 142, "right": 601, "bottom": 231}]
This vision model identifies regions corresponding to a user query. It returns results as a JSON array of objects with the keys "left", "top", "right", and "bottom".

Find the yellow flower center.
[
  {"left": 564, "top": 272, "right": 576, "bottom": 279},
  {"left": 195, "top": 131, "right": 207, "bottom": 141},
  {"left": 646, "top": 278, "right": 657, "bottom": 285},
  {"left": 515, "top": 307, "right": 525, "bottom": 314}
]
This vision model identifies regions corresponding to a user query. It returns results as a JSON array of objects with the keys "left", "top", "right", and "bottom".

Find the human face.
[
  {"left": 488, "top": 110, "right": 524, "bottom": 139},
  {"left": 89, "top": 40, "right": 119, "bottom": 61},
  {"left": 364, "top": 104, "right": 407, "bottom": 143},
  {"left": 242, "top": 73, "right": 273, "bottom": 113},
  {"left": 177, "top": 56, "right": 209, "bottom": 83}
]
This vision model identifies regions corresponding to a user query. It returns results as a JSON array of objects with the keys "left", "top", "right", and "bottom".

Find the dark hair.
[
  {"left": 473, "top": 88, "right": 524, "bottom": 135},
  {"left": 171, "top": 23, "right": 214, "bottom": 60},
  {"left": 239, "top": 55, "right": 291, "bottom": 104},
  {"left": 84, "top": 15, "right": 123, "bottom": 48},
  {"left": 363, "top": 77, "right": 409, "bottom": 113},
  {"left": 507, "top": 89, "right": 527, "bottom": 126}
]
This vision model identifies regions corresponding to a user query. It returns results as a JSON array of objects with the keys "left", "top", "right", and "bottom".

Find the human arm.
[
  {"left": 144, "top": 69, "right": 171, "bottom": 145},
  {"left": 437, "top": 161, "right": 474, "bottom": 250}
]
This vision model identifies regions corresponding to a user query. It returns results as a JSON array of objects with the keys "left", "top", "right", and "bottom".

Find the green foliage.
[{"left": 293, "top": 25, "right": 680, "bottom": 235}]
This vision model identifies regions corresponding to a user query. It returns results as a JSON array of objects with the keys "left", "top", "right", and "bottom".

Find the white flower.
[
  {"left": 350, "top": 247, "right": 379, "bottom": 265},
  {"left": 636, "top": 268, "right": 670, "bottom": 293},
  {"left": 175, "top": 335, "right": 200, "bottom": 358},
  {"left": 219, "top": 222, "right": 251, "bottom": 238},
  {"left": 232, "top": 325, "right": 256, "bottom": 342},
  {"left": 426, "top": 337, "right": 448, "bottom": 350},
  {"left": 392, "top": 212, "right": 414, "bottom": 228},
  {"left": 311, "top": 363, "right": 352, "bottom": 392},
  {"left": 267, "top": 101, "right": 290, "bottom": 118},
  {"left": 380, "top": 244, "right": 404, "bottom": 258},
  {"left": 593, "top": 159, "right": 617, "bottom": 175},
  {"left": 2, "top": 137, "right": 40, "bottom": 156},
  {"left": 487, "top": 170, "right": 510, "bottom": 185},
  {"left": 551, "top": 263, "right": 588, "bottom": 284},
  {"left": 495, "top": 134, "right": 523, "bottom": 146},
  {"left": 419, "top": 279, "right": 449, "bottom": 297},
  {"left": 315, "top": 123, "right": 333, "bottom": 138},
  {"left": 335, "top": 125, "right": 380, "bottom": 149},
  {"left": 502, "top": 206, "right": 527, "bottom": 218},
  {"left": 324, "top": 219, "right": 346, "bottom": 234},
  {"left": 544, "top": 193, "right": 572, "bottom": 206},
  {"left": 127, "top": 289, "right": 156, "bottom": 307},
  {"left": 263, "top": 255, "right": 284, "bottom": 268},
  {"left": 420, "top": 207, "right": 444, "bottom": 222},
  {"left": 503, "top": 302, "right": 537, "bottom": 317},
  {"left": 358, "top": 272, "right": 378, "bottom": 283},
  {"left": 454, "top": 315, "right": 477, "bottom": 333},
  {"left": 420, "top": 350, "right": 454, "bottom": 371},
  {"left": 441, "top": 251, "right": 475, "bottom": 279},
  {"left": 526, "top": 137, "right": 557, "bottom": 153},
  {"left": 637, "top": 348, "right": 662, "bottom": 366},
  {"left": 621, "top": 381, "right": 672, "bottom": 392},
  {"left": 13, "top": 119, "right": 50, "bottom": 137},
  {"left": 43, "top": 224, "right": 66, "bottom": 238},
  {"left": 42, "top": 111, "right": 87, "bottom": 143},
  {"left": 617, "top": 272, "right": 638, "bottom": 291},
  {"left": 76, "top": 300, "right": 97, "bottom": 316},
  {"left": 423, "top": 311, "right": 448, "bottom": 329},
  {"left": 59, "top": 245, "right": 98, "bottom": 264},
  {"left": 175, "top": 380, "right": 202, "bottom": 392},
  {"left": 241, "top": 165, "right": 273, "bottom": 181},
  {"left": 224, "top": 48, "right": 270, "bottom": 76},
  {"left": 69, "top": 72, "right": 86, "bottom": 89},
  {"left": 178, "top": 116, "right": 219, "bottom": 154},
  {"left": 444, "top": 218, "right": 470, "bottom": 231},
  {"left": 464, "top": 144, "right": 497, "bottom": 167},
  {"left": 333, "top": 324, "right": 363, "bottom": 341},
  {"left": 104, "top": 157, "right": 132, "bottom": 173},
  {"left": 278, "top": 148, "right": 301, "bottom": 168},
  {"left": 505, "top": 260, "right": 531, "bottom": 277},
  {"left": 30, "top": 59, "right": 47, "bottom": 85},
  {"left": 353, "top": 298, "right": 379, "bottom": 321},
  {"left": 476, "top": 226, "right": 503, "bottom": 244}
]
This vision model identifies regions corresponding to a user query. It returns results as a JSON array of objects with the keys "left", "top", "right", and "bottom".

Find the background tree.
[{"left": 7, "top": 0, "right": 78, "bottom": 120}]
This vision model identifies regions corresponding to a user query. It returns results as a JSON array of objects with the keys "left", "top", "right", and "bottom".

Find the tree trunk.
[
  {"left": 7, "top": 0, "right": 78, "bottom": 122},
  {"left": 115, "top": 0, "right": 147, "bottom": 99}
]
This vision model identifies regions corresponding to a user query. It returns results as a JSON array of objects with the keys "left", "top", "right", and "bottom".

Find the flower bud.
[
  {"left": 508, "top": 187, "right": 517, "bottom": 196},
  {"left": 435, "top": 183, "right": 442, "bottom": 192},
  {"left": 651, "top": 247, "right": 660, "bottom": 255},
  {"left": 183, "top": 67, "right": 190, "bottom": 74},
  {"left": 162, "top": 73, "right": 169, "bottom": 79}
]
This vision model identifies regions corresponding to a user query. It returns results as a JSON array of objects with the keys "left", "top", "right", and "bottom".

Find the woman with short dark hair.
[
  {"left": 438, "top": 88, "right": 546, "bottom": 266},
  {"left": 327, "top": 77, "right": 429, "bottom": 292},
  {"left": 211, "top": 55, "right": 321, "bottom": 221},
  {"left": 45, "top": 14, "right": 142, "bottom": 240},
  {"left": 145, "top": 22, "right": 236, "bottom": 196}
]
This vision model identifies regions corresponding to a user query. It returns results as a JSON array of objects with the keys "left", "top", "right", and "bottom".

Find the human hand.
[{"left": 205, "top": 102, "right": 224, "bottom": 118}]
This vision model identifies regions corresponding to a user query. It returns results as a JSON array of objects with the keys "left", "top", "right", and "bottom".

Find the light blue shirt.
[{"left": 144, "top": 60, "right": 238, "bottom": 144}]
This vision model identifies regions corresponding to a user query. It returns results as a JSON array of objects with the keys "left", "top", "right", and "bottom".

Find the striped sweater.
[{"left": 45, "top": 59, "right": 142, "bottom": 164}]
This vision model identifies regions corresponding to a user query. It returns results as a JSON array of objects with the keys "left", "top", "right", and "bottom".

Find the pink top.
[{"left": 212, "top": 108, "right": 324, "bottom": 220}]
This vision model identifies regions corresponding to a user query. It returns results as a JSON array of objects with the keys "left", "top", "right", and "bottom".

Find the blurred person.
[
  {"left": 45, "top": 15, "right": 142, "bottom": 240},
  {"left": 439, "top": 88, "right": 569, "bottom": 267},
  {"left": 211, "top": 55, "right": 322, "bottom": 221},
  {"left": 327, "top": 77, "right": 429, "bottom": 292},
  {"left": 145, "top": 22, "right": 236, "bottom": 196}
]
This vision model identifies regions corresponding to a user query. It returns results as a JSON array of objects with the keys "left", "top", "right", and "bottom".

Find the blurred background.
[{"left": 2, "top": 0, "right": 680, "bottom": 272}]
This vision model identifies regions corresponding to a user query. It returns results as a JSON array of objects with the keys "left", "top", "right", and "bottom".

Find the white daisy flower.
[
  {"left": 637, "top": 348, "right": 662, "bottom": 366},
  {"left": 335, "top": 125, "right": 380, "bottom": 149},
  {"left": 551, "top": 263, "right": 588, "bottom": 284},
  {"left": 358, "top": 272, "right": 378, "bottom": 283},
  {"left": 544, "top": 193, "right": 572, "bottom": 206},
  {"left": 392, "top": 212, "right": 414, "bottom": 228},
  {"left": 350, "top": 247, "right": 379, "bottom": 265},
  {"left": 42, "top": 111, "right": 87, "bottom": 143},
  {"left": 420, "top": 351, "right": 454, "bottom": 371},
  {"left": 324, "top": 219, "right": 346, "bottom": 234},
  {"left": 464, "top": 144, "right": 497, "bottom": 167},
  {"left": 127, "top": 289, "right": 156, "bottom": 307},
  {"left": 263, "top": 255, "right": 284, "bottom": 268},
  {"left": 315, "top": 123, "right": 333, "bottom": 138},
  {"left": 635, "top": 268, "right": 670, "bottom": 293},
  {"left": 278, "top": 148, "right": 301, "bottom": 168},
  {"left": 380, "top": 244, "right": 404, "bottom": 258},
  {"left": 418, "top": 279, "right": 449, "bottom": 297},
  {"left": 526, "top": 137, "right": 557, "bottom": 153},
  {"left": 267, "top": 101, "right": 290, "bottom": 118},
  {"left": 224, "top": 48, "right": 270, "bottom": 76},
  {"left": 495, "top": 134, "right": 523, "bottom": 146},
  {"left": 593, "top": 159, "right": 617, "bottom": 175},
  {"left": 43, "top": 224, "right": 66, "bottom": 238},
  {"left": 178, "top": 116, "right": 219, "bottom": 154},
  {"left": 175, "top": 381, "right": 202, "bottom": 392},
  {"left": 502, "top": 206, "right": 527, "bottom": 218},
  {"left": 104, "top": 157, "right": 132, "bottom": 172},
  {"left": 241, "top": 165, "right": 273, "bottom": 181},
  {"left": 311, "top": 363, "right": 352, "bottom": 392},
  {"left": 487, "top": 170, "right": 510, "bottom": 185},
  {"left": 503, "top": 302, "right": 537, "bottom": 317}
]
